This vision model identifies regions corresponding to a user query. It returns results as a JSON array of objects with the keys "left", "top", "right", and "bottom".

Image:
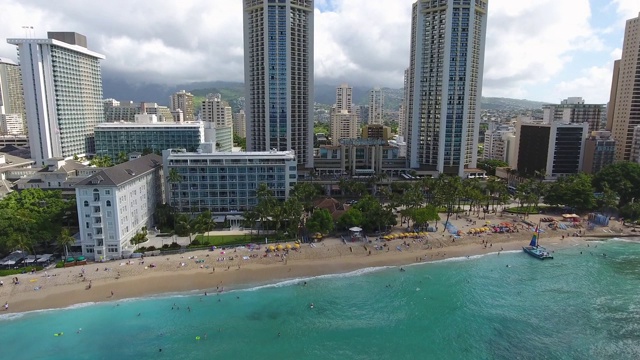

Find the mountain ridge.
[{"left": 102, "top": 79, "right": 549, "bottom": 111}]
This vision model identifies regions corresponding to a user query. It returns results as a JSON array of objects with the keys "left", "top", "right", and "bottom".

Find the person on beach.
[{"left": 4, "top": 302, "right": 8, "bottom": 310}]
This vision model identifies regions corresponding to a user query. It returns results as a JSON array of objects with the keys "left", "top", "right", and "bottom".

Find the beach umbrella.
[
  {"left": 276, "top": 244, "right": 284, "bottom": 251},
  {"left": 294, "top": 243, "right": 300, "bottom": 249},
  {"left": 268, "top": 245, "right": 275, "bottom": 252},
  {"left": 285, "top": 244, "right": 292, "bottom": 250}
]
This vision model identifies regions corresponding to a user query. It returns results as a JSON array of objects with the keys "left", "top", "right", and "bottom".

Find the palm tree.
[
  {"left": 116, "top": 151, "right": 128, "bottom": 164},
  {"left": 255, "top": 184, "right": 276, "bottom": 235},
  {"left": 168, "top": 168, "right": 182, "bottom": 186},
  {"left": 58, "top": 228, "right": 76, "bottom": 258}
]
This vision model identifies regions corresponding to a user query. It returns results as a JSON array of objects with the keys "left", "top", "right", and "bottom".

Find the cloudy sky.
[{"left": 0, "top": 0, "right": 637, "bottom": 103}]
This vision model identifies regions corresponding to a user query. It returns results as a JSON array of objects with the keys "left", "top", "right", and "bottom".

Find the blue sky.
[{"left": 0, "top": 0, "right": 637, "bottom": 104}]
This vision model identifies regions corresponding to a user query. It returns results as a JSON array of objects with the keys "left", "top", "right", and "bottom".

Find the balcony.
[
  {"left": 92, "top": 212, "right": 102, "bottom": 217},
  {"left": 93, "top": 222, "right": 103, "bottom": 228}
]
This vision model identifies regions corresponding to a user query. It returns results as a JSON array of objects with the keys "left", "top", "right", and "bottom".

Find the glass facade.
[
  {"left": 244, "top": 0, "right": 313, "bottom": 167},
  {"left": 95, "top": 125, "right": 203, "bottom": 158},
  {"left": 165, "top": 150, "right": 297, "bottom": 213},
  {"left": 407, "top": 0, "right": 487, "bottom": 175}
]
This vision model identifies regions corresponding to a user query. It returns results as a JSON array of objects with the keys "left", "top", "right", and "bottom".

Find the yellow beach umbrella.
[
  {"left": 268, "top": 245, "right": 275, "bottom": 252},
  {"left": 294, "top": 243, "right": 300, "bottom": 249},
  {"left": 276, "top": 244, "right": 284, "bottom": 251},
  {"left": 285, "top": 244, "right": 292, "bottom": 250}
]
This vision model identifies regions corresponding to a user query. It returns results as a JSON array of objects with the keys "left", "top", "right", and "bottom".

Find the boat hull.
[{"left": 522, "top": 246, "right": 554, "bottom": 260}]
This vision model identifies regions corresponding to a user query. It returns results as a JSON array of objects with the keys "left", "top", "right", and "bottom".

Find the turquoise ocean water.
[{"left": 2, "top": 239, "right": 640, "bottom": 360}]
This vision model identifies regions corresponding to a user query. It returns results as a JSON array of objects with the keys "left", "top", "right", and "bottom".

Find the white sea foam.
[
  {"left": 406, "top": 250, "right": 521, "bottom": 267},
  {"left": 0, "top": 301, "right": 98, "bottom": 322},
  {"left": 609, "top": 237, "right": 640, "bottom": 243},
  {"left": 241, "top": 266, "right": 394, "bottom": 292}
]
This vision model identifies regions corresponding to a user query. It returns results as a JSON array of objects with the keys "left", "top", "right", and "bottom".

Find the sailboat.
[{"left": 522, "top": 224, "right": 553, "bottom": 260}]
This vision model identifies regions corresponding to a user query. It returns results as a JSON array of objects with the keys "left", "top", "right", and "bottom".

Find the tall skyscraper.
[
  {"left": 368, "top": 87, "right": 384, "bottom": 125},
  {"left": 607, "top": 12, "right": 640, "bottom": 162},
  {"left": 399, "top": 68, "right": 410, "bottom": 138},
  {"left": 406, "top": 0, "right": 488, "bottom": 176},
  {"left": 0, "top": 57, "right": 26, "bottom": 132},
  {"left": 7, "top": 32, "right": 105, "bottom": 165},
  {"left": 243, "top": 0, "right": 314, "bottom": 169},
  {"left": 170, "top": 90, "right": 195, "bottom": 122},
  {"left": 335, "top": 83, "right": 353, "bottom": 113}
]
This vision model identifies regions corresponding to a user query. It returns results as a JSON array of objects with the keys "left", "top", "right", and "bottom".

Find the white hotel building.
[
  {"left": 7, "top": 32, "right": 105, "bottom": 165},
  {"left": 163, "top": 144, "right": 297, "bottom": 214},
  {"left": 75, "top": 154, "right": 163, "bottom": 260}
]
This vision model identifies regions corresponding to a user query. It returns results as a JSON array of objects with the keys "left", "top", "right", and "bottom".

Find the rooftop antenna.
[{"left": 21, "top": 25, "right": 34, "bottom": 38}]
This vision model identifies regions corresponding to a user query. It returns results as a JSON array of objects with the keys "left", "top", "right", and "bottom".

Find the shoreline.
[{"left": 0, "top": 233, "right": 599, "bottom": 315}]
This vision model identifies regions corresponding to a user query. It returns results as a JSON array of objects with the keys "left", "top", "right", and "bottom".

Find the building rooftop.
[
  {"left": 7, "top": 37, "right": 105, "bottom": 59},
  {"left": 95, "top": 121, "right": 203, "bottom": 128},
  {"left": 76, "top": 154, "right": 162, "bottom": 187},
  {"left": 166, "top": 148, "right": 296, "bottom": 160},
  {"left": 0, "top": 57, "right": 18, "bottom": 65},
  {"left": 0, "top": 152, "right": 34, "bottom": 170}
]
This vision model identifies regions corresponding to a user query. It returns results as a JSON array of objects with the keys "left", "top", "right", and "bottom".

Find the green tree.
[
  {"left": 233, "top": 134, "right": 246, "bottom": 150},
  {"left": 154, "top": 204, "right": 176, "bottom": 230},
  {"left": 291, "top": 182, "right": 321, "bottom": 215},
  {"left": 130, "top": 227, "right": 149, "bottom": 247},
  {"left": 57, "top": 228, "right": 76, "bottom": 258},
  {"left": 337, "top": 207, "right": 364, "bottom": 231},
  {"left": 593, "top": 162, "right": 640, "bottom": 207},
  {"left": 255, "top": 183, "right": 277, "bottom": 234},
  {"left": 0, "top": 189, "right": 74, "bottom": 255},
  {"left": 352, "top": 195, "right": 396, "bottom": 232},
  {"left": 596, "top": 183, "right": 619, "bottom": 218},
  {"left": 306, "top": 208, "right": 334, "bottom": 234},
  {"left": 116, "top": 151, "right": 128, "bottom": 164},
  {"left": 544, "top": 173, "right": 595, "bottom": 212},
  {"left": 142, "top": 148, "right": 154, "bottom": 155},
  {"left": 477, "top": 159, "right": 509, "bottom": 176},
  {"left": 619, "top": 202, "right": 640, "bottom": 226},
  {"left": 435, "top": 175, "right": 462, "bottom": 230},
  {"left": 90, "top": 155, "right": 114, "bottom": 167},
  {"left": 405, "top": 206, "right": 440, "bottom": 229}
]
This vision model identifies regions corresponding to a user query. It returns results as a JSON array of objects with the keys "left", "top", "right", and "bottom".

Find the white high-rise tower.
[
  {"left": 368, "top": 87, "right": 384, "bottom": 125},
  {"left": 7, "top": 32, "right": 105, "bottom": 164},
  {"left": 243, "top": 0, "right": 314, "bottom": 169},
  {"left": 406, "top": 0, "right": 488, "bottom": 176}
]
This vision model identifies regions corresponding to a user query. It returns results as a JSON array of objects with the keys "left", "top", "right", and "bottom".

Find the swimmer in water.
[{"left": 310, "top": 303, "right": 314, "bottom": 309}]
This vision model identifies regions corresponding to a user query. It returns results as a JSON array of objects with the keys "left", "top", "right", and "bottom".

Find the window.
[
  {"left": 84, "top": 201, "right": 89, "bottom": 207},
  {"left": 85, "top": 222, "right": 89, "bottom": 229},
  {"left": 106, "top": 200, "right": 112, "bottom": 207},
  {"left": 105, "top": 190, "right": 111, "bottom": 195}
]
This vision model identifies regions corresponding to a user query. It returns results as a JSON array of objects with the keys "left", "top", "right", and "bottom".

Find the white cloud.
[
  {"left": 482, "top": 0, "right": 605, "bottom": 98},
  {"left": 612, "top": 0, "right": 639, "bottom": 19},
  {"left": 552, "top": 64, "right": 614, "bottom": 103},
  {"left": 0, "top": 0, "right": 625, "bottom": 102}
]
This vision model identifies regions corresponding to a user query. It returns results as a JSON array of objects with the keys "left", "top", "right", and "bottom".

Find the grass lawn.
[{"left": 193, "top": 234, "right": 264, "bottom": 247}]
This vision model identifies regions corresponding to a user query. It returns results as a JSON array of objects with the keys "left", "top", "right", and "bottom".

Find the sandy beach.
[{"left": 0, "top": 212, "right": 631, "bottom": 314}]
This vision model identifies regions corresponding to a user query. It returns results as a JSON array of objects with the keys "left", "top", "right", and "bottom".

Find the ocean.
[{"left": 2, "top": 239, "right": 640, "bottom": 360}]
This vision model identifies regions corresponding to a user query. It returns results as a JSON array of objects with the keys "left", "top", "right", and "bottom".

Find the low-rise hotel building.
[
  {"left": 75, "top": 154, "right": 163, "bottom": 260},
  {"left": 163, "top": 144, "right": 297, "bottom": 214},
  {"left": 94, "top": 114, "right": 204, "bottom": 158}
]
